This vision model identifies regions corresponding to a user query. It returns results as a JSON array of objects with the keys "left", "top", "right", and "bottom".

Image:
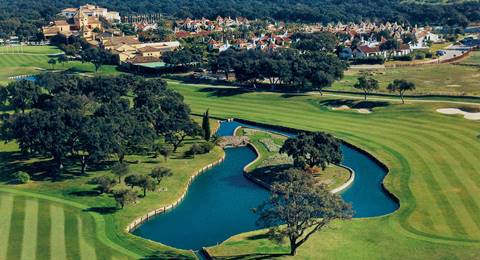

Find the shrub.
[
  {"left": 185, "top": 142, "right": 215, "bottom": 158},
  {"left": 259, "top": 138, "right": 281, "bottom": 152},
  {"left": 13, "top": 171, "right": 30, "bottom": 184},
  {"left": 415, "top": 52, "right": 426, "bottom": 60},
  {"left": 394, "top": 54, "right": 413, "bottom": 61},
  {"left": 90, "top": 175, "right": 117, "bottom": 194},
  {"left": 351, "top": 56, "right": 385, "bottom": 65}
]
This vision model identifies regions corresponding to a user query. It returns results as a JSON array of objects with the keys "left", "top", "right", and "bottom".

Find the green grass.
[
  {"left": 237, "top": 127, "right": 350, "bottom": 190},
  {"left": 0, "top": 115, "right": 224, "bottom": 259},
  {"left": 0, "top": 191, "right": 131, "bottom": 260},
  {"left": 334, "top": 63, "right": 480, "bottom": 96},
  {"left": 459, "top": 51, "right": 480, "bottom": 65},
  {"left": 165, "top": 80, "right": 480, "bottom": 258},
  {"left": 0, "top": 46, "right": 121, "bottom": 85},
  {"left": 0, "top": 45, "right": 63, "bottom": 55}
]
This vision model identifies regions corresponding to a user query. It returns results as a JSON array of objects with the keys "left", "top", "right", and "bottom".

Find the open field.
[
  {"left": 334, "top": 62, "right": 480, "bottom": 96},
  {"left": 0, "top": 46, "right": 120, "bottom": 85},
  {"left": 0, "top": 114, "right": 223, "bottom": 259},
  {"left": 167, "top": 80, "right": 480, "bottom": 258}
]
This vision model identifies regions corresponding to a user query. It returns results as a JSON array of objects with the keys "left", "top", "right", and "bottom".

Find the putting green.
[{"left": 168, "top": 80, "right": 480, "bottom": 258}]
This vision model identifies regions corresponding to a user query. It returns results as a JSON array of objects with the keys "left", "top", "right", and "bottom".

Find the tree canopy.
[
  {"left": 387, "top": 79, "right": 416, "bottom": 104},
  {"left": 255, "top": 168, "right": 353, "bottom": 256},
  {"left": 280, "top": 132, "right": 342, "bottom": 170}
]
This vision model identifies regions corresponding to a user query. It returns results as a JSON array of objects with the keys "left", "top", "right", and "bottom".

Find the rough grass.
[
  {"left": 333, "top": 63, "right": 480, "bottom": 96},
  {"left": 459, "top": 51, "right": 480, "bottom": 65},
  {"left": 167, "top": 80, "right": 480, "bottom": 259}
]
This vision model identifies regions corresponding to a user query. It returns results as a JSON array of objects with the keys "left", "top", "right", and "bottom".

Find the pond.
[{"left": 132, "top": 120, "right": 399, "bottom": 250}]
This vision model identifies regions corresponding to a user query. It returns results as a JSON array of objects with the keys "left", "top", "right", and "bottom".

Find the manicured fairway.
[
  {"left": 0, "top": 46, "right": 120, "bottom": 84},
  {"left": 0, "top": 45, "right": 63, "bottom": 55},
  {"left": 168, "top": 80, "right": 480, "bottom": 258},
  {"left": 0, "top": 190, "right": 133, "bottom": 260}
]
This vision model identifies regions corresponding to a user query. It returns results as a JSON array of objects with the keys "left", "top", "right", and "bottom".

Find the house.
[
  {"left": 138, "top": 46, "right": 163, "bottom": 57},
  {"left": 60, "top": 4, "right": 120, "bottom": 23},
  {"left": 353, "top": 45, "right": 385, "bottom": 57},
  {"left": 61, "top": 8, "right": 79, "bottom": 19},
  {"left": 42, "top": 20, "right": 72, "bottom": 38}
]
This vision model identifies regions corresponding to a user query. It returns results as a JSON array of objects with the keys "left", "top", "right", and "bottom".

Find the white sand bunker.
[
  {"left": 331, "top": 106, "right": 372, "bottom": 114},
  {"left": 436, "top": 108, "right": 480, "bottom": 121}
]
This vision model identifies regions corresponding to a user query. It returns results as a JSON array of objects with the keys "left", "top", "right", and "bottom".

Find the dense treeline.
[
  {"left": 0, "top": 74, "right": 206, "bottom": 176},
  {"left": 1, "top": 0, "right": 480, "bottom": 39},
  {"left": 208, "top": 33, "right": 347, "bottom": 93}
]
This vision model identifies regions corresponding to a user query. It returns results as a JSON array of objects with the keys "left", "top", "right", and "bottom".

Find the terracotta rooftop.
[{"left": 138, "top": 46, "right": 159, "bottom": 52}]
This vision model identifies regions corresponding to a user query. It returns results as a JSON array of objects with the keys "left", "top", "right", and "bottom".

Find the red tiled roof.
[
  {"left": 138, "top": 46, "right": 159, "bottom": 52},
  {"left": 357, "top": 45, "right": 381, "bottom": 54},
  {"left": 175, "top": 31, "right": 190, "bottom": 38}
]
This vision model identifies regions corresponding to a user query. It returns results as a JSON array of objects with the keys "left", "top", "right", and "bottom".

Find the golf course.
[
  {"left": 1, "top": 45, "right": 480, "bottom": 259},
  {"left": 166, "top": 80, "right": 480, "bottom": 258}
]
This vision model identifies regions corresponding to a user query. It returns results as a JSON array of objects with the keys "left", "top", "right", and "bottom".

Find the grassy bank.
[
  {"left": 236, "top": 127, "right": 350, "bottom": 191},
  {"left": 168, "top": 80, "right": 480, "bottom": 259}
]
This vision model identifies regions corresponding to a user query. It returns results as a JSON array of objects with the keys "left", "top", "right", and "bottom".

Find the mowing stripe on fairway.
[
  {"left": 0, "top": 194, "right": 14, "bottom": 260},
  {"left": 21, "top": 199, "right": 38, "bottom": 260},
  {"left": 50, "top": 204, "right": 67, "bottom": 260},
  {"left": 65, "top": 209, "right": 81, "bottom": 260},
  {"left": 7, "top": 196, "right": 26, "bottom": 260},
  {"left": 36, "top": 201, "right": 51, "bottom": 260},
  {"left": 172, "top": 83, "right": 480, "bottom": 244},
  {"left": 78, "top": 215, "right": 97, "bottom": 260}
]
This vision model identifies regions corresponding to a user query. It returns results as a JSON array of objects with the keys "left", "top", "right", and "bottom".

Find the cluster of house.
[
  {"left": 100, "top": 35, "right": 180, "bottom": 64},
  {"left": 173, "top": 16, "right": 250, "bottom": 38},
  {"left": 42, "top": 4, "right": 121, "bottom": 41},
  {"left": 306, "top": 22, "right": 442, "bottom": 59},
  {"left": 207, "top": 32, "right": 292, "bottom": 52}
]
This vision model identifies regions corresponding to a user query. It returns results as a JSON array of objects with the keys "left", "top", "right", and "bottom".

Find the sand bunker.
[
  {"left": 436, "top": 108, "right": 480, "bottom": 121},
  {"left": 331, "top": 105, "right": 350, "bottom": 111},
  {"left": 331, "top": 106, "right": 372, "bottom": 114}
]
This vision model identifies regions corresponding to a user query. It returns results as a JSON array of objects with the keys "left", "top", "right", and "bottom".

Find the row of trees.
[
  {"left": 353, "top": 76, "right": 416, "bottom": 103},
  {"left": 92, "top": 164, "right": 173, "bottom": 208},
  {"left": 0, "top": 73, "right": 203, "bottom": 176},
  {"left": 209, "top": 47, "right": 347, "bottom": 93}
]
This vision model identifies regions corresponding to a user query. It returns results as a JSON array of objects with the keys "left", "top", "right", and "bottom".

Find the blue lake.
[{"left": 132, "top": 121, "right": 399, "bottom": 250}]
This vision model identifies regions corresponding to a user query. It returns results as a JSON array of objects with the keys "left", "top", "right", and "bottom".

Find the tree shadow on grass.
[
  {"left": 69, "top": 190, "right": 101, "bottom": 197},
  {"left": 84, "top": 206, "right": 118, "bottom": 215},
  {"left": 212, "top": 253, "right": 288, "bottom": 260},
  {"left": 318, "top": 99, "right": 389, "bottom": 109},
  {"left": 280, "top": 93, "right": 310, "bottom": 98},
  {"left": 0, "top": 147, "right": 118, "bottom": 184},
  {"left": 0, "top": 151, "right": 75, "bottom": 183},
  {"left": 198, "top": 87, "right": 251, "bottom": 97}
]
